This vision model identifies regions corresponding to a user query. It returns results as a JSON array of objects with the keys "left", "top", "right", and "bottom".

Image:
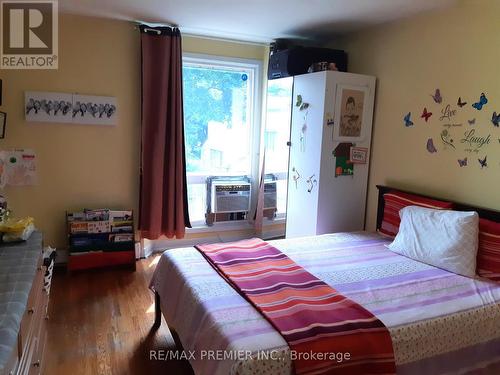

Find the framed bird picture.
[
  {"left": 0, "top": 111, "right": 6, "bottom": 139},
  {"left": 25, "top": 91, "right": 117, "bottom": 126}
]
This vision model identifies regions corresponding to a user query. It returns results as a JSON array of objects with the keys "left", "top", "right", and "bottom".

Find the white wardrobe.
[{"left": 285, "top": 71, "right": 376, "bottom": 238}]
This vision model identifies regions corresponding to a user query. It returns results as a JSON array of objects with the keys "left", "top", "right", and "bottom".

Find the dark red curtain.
[{"left": 139, "top": 26, "right": 191, "bottom": 239}]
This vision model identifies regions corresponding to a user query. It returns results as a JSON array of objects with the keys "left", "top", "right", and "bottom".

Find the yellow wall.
[
  {"left": 336, "top": 0, "right": 500, "bottom": 230},
  {"left": 0, "top": 14, "right": 269, "bottom": 250},
  {"left": 0, "top": 15, "right": 141, "bottom": 249},
  {"left": 183, "top": 35, "right": 267, "bottom": 60}
]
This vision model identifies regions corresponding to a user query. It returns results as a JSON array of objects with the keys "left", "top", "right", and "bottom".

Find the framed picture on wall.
[
  {"left": 333, "top": 84, "right": 369, "bottom": 142},
  {"left": 25, "top": 91, "right": 118, "bottom": 126},
  {"left": 0, "top": 111, "right": 6, "bottom": 139}
]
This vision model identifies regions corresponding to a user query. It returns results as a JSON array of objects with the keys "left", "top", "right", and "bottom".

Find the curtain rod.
[
  {"left": 133, "top": 21, "right": 179, "bottom": 31},
  {"left": 132, "top": 22, "right": 270, "bottom": 46}
]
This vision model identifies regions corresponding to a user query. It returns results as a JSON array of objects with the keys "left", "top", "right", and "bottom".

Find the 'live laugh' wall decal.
[{"left": 403, "top": 89, "right": 498, "bottom": 170}]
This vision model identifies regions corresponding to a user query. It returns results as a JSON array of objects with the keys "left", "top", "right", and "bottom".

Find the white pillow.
[{"left": 387, "top": 206, "right": 479, "bottom": 277}]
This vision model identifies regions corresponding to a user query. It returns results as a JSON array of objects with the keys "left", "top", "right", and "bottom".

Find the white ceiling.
[{"left": 59, "top": 0, "right": 456, "bottom": 43}]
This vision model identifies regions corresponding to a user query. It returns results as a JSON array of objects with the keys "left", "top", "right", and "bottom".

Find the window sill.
[
  {"left": 187, "top": 217, "right": 285, "bottom": 234},
  {"left": 145, "top": 217, "right": 286, "bottom": 254}
]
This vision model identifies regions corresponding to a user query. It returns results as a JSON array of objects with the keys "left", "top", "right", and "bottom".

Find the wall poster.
[
  {"left": 333, "top": 84, "right": 369, "bottom": 141},
  {"left": 333, "top": 142, "right": 354, "bottom": 177},
  {"left": 25, "top": 91, "right": 117, "bottom": 126}
]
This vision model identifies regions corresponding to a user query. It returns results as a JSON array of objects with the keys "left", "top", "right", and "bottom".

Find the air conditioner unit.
[
  {"left": 211, "top": 182, "right": 251, "bottom": 213},
  {"left": 264, "top": 181, "right": 277, "bottom": 209}
]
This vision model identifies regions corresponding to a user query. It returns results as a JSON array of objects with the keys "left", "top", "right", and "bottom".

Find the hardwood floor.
[{"left": 45, "top": 256, "right": 194, "bottom": 375}]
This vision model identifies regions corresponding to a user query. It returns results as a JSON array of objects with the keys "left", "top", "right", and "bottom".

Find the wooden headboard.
[{"left": 376, "top": 185, "right": 500, "bottom": 230}]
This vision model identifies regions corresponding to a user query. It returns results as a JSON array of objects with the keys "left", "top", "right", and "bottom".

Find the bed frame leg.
[{"left": 153, "top": 291, "right": 161, "bottom": 328}]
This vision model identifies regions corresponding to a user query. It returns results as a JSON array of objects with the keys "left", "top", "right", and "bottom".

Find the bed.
[{"left": 150, "top": 186, "right": 500, "bottom": 375}]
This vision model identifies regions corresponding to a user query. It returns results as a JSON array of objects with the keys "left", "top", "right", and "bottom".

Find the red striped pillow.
[
  {"left": 477, "top": 218, "right": 500, "bottom": 281},
  {"left": 379, "top": 191, "right": 454, "bottom": 237}
]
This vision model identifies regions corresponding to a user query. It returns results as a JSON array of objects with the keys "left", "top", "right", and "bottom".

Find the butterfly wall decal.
[
  {"left": 457, "top": 97, "right": 467, "bottom": 108},
  {"left": 457, "top": 158, "right": 468, "bottom": 167},
  {"left": 478, "top": 156, "right": 487, "bottom": 168},
  {"left": 431, "top": 89, "right": 442, "bottom": 104},
  {"left": 491, "top": 111, "right": 500, "bottom": 127},
  {"left": 403, "top": 112, "right": 414, "bottom": 127},
  {"left": 421, "top": 107, "right": 432, "bottom": 122},
  {"left": 468, "top": 118, "right": 476, "bottom": 125},
  {"left": 295, "top": 94, "right": 309, "bottom": 111},
  {"left": 472, "top": 93, "right": 488, "bottom": 110},
  {"left": 426, "top": 138, "right": 437, "bottom": 153}
]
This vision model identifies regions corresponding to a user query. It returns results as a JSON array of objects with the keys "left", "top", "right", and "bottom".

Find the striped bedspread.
[
  {"left": 195, "top": 238, "right": 396, "bottom": 375},
  {"left": 150, "top": 232, "right": 500, "bottom": 375}
]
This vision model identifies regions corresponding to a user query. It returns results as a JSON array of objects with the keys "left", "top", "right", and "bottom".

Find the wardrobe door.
[
  {"left": 316, "top": 71, "right": 376, "bottom": 234},
  {"left": 286, "top": 72, "right": 327, "bottom": 238}
]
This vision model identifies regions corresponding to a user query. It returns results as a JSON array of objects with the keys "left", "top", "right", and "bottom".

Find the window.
[
  {"left": 209, "top": 149, "right": 223, "bottom": 169},
  {"left": 264, "top": 77, "right": 293, "bottom": 217},
  {"left": 183, "top": 54, "right": 261, "bottom": 225}
]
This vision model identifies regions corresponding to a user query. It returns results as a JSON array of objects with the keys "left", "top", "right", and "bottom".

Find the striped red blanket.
[{"left": 196, "top": 238, "right": 395, "bottom": 375}]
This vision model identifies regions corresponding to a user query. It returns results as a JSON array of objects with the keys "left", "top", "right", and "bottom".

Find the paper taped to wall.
[{"left": 0, "top": 149, "right": 37, "bottom": 187}]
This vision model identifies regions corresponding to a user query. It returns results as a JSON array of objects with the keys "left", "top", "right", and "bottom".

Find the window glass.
[
  {"left": 264, "top": 77, "right": 293, "bottom": 216},
  {"left": 183, "top": 58, "right": 256, "bottom": 223}
]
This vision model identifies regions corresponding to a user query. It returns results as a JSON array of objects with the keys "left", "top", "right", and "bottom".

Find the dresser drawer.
[
  {"left": 16, "top": 297, "right": 46, "bottom": 375},
  {"left": 19, "top": 265, "right": 45, "bottom": 355},
  {"left": 30, "top": 332, "right": 46, "bottom": 375},
  {"left": 16, "top": 334, "right": 37, "bottom": 375},
  {"left": 28, "top": 311, "right": 46, "bottom": 375},
  {"left": 0, "top": 232, "right": 45, "bottom": 375},
  {"left": 33, "top": 292, "right": 48, "bottom": 356},
  {"left": 13, "top": 255, "right": 49, "bottom": 375}
]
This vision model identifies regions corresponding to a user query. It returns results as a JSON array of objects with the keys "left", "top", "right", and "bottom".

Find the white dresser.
[{"left": 0, "top": 232, "right": 52, "bottom": 375}]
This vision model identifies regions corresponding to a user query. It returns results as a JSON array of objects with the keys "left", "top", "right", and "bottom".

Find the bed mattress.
[{"left": 150, "top": 232, "right": 500, "bottom": 375}]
